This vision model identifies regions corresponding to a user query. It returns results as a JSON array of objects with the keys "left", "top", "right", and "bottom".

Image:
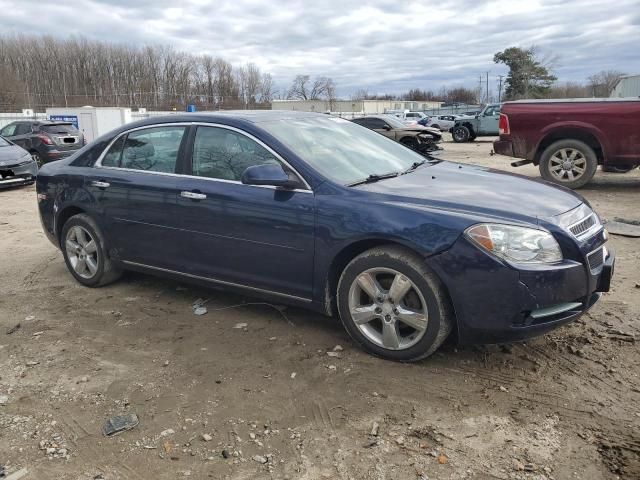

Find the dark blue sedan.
[{"left": 36, "top": 111, "right": 615, "bottom": 361}]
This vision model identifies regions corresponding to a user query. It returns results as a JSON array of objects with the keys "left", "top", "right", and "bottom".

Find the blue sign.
[{"left": 49, "top": 115, "right": 79, "bottom": 129}]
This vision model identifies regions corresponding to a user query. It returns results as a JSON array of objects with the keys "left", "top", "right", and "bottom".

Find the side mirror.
[
  {"left": 382, "top": 124, "right": 392, "bottom": 131},
  {"left": 241, "top": 163, "right": 303, "bottom": 189}
]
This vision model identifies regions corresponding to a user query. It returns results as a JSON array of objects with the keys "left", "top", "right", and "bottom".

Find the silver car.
[
  {"left": 0, "top": 136, "right": 38, "bottom": 188},
  {"left": 426, "top": 115, "right": 459, "bottom": 131}
]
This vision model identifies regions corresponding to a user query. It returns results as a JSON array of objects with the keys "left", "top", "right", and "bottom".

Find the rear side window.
[
  {"left": 101, "top": 136, "right": 126, "bottom": 167},
  {"left": 191, "top": 126, "right": 279, "bottom": 181},
  {"left": 1, "top": 124, "right": 17, "bottom": 136},
  {"left": 40, "top": 124, "right": 78, "bottom": 134},
  {"left": 118, "top": 126, "right": 186, "bottom": 173}
]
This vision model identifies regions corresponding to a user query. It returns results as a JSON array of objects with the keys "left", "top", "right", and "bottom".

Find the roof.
[{"left": 184, "top": 110, "right": 325, "bottom": 123}]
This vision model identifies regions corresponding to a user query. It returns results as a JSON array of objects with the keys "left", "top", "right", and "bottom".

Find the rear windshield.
[{"left": 40, "top": 124, "right": 78, "bottom": 134}]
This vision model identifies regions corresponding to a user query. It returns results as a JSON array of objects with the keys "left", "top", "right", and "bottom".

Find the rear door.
[
  {"left": 4, "top": 123, "right": 31, "bottom": 150},
  {"left": 173, "top": 124, "right": 316, "bottom": 300},
  {"left": 88, "top": 124, "right": 189, "bottom": 269}
]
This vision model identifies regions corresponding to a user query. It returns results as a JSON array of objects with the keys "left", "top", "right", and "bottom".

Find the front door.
[
  {"left": 478, "top": 105, "right": 500, "bottom": 134},
  {"left": 87, "top": 124, "right": 189, "bottom": 269},
  {"left": 174, "top": 125, "right": 315, "bottom": 300}
]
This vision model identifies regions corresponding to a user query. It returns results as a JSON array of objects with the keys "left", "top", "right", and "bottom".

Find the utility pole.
[
  {"left": 486, "top": 71, "right": 490, "bottom": 104},
  {"left": 478, "top": 75, "right": 483, "bottom": 104},
  {"left": 497, "top": 75, "right": 504, "bottom": 102}
]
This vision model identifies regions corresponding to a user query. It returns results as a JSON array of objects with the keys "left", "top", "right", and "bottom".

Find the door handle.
[
  {"left": 180, "top": 191, "right": 207, "bottom": 200},
  {"left": 91, "top": 180, "right": 110, "bottom": 189}
]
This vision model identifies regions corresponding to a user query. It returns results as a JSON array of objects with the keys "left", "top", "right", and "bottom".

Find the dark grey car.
[
  {"left": 0, "top": 136, "right": 38, "bottom": 188},
  {"left": 0, "top": 121, "right": 84, "bottom": 166}
]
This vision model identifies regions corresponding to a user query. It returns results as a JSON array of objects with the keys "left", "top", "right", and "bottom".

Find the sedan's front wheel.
[
  {"left": 61, "top": 214, "right": 122, "bottom": 287},
  {"left": 337, "top": 246, "right": 453, "bottom": 361}
]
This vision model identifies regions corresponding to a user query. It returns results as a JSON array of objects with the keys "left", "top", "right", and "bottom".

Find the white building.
[
  {"left": 611, "top": 75, "right": 640, "bottom": 98},
  {"left": 271, "top": 99, "right": 442, "bottom": 115}
]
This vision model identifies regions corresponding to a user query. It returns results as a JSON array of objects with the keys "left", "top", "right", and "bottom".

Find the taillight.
[
  {"left": 36, "top": 134, "right": 54, "bottom": 145},
  {"left": 498, "top": 113, "right": 510, "bottom": 135}
]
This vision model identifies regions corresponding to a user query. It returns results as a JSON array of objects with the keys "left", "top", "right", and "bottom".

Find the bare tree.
[
  {"left": 287, "top": 75, "right": 311, "bottom": 100},
  {"left": 587, "top": 70, "right": 626, "bottom": 97}
]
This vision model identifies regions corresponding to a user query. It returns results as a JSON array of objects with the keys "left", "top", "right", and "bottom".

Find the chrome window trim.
[
  {"left": 122, "top": 260, "right": 312, "bottom": 303},
  {"left": 93, "top": 121, "right": 312, "bottom": 192}
]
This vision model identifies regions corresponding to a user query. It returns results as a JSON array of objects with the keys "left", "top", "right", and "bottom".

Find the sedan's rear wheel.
[
  {"left": 61, "top": 214, "right": 122, "bottom": 287},
  {"left": 337, "top": 246, "right": 453, "bottom": 361}
]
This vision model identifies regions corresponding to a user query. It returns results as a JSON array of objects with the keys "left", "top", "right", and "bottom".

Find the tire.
[
  {"left": 400, "top": 137, "right": 419, "bottom": 150},
  {"left": 337, "top": 246, "right": 454, "bottom": 362},
  {"left": 539, "top": 139, "right": 598, "bottom": 189},
  {"left": 451, "top": 126, "right": 470, "bottom": 143},
  {"left": 431, "top": 124, "right": 440, "bottom": 130},
  {"left": 60, "top": 213, "right": 122, "bottom": 287}
]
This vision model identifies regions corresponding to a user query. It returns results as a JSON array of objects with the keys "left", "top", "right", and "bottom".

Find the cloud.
[{"left": 0, "top": 0, "right": 637, "bottom": 96}]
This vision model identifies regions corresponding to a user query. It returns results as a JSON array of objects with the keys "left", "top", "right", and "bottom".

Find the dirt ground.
[{"left": 1, "top": 136, "right": 639, "bottom": 480}]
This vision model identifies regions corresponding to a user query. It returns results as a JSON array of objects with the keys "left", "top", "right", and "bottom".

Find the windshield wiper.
[
  {"left": 347, "top": 172, "right": 399, "bottom": 187},
  {"left": 402, "top": 160, "right": 426, "bottom": 174}
]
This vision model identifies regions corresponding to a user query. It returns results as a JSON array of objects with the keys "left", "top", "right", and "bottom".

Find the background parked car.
[
  {"left": 351, "top": 115, "right": 442, "bottom": 153},
  {"left": 421, "top": 115, "right": 458, "bottom": 131},
  {"left": 0, "top": 135, "right": 38, "bottom": 188},
  {"left": 494, "top": 98, "right": 640, "bottom": 188},
  {"left": 0, "top": 120, "right": 84, "bottom": 166},
  {"left": 451, "top": 104, "right": 501, "bottom": 142},
  {"left": 389, "top": 111, "right": 428, "bottom": 125}
]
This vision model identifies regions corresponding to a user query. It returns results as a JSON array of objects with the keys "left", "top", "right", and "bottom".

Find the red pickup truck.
[{"left": 493, "top": 98, "right": 640, "bottom": 188}]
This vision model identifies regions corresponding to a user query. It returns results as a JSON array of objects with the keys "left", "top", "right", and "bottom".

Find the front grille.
[
  {"left": 587, "top": 247, "right": 605, "bottom": 274},
  {"left": 570, "top": 214, "right": 597, "bottom": 237}
]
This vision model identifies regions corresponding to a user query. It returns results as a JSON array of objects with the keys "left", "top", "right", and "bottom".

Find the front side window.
[
  {"left": 191, "top": 126, "right": 279, "bottom": 181},
  {"left": 368, "top": 118, "right": 388, "bottom": 129},
  {"left": 14, "top": 123, "right": 31, "bottom": 135},
  {"left": 116, "top": 126, "right": 186, "bottom": 173}
]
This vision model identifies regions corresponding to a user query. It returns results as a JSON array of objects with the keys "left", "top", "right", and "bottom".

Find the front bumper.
[
  {"left": 429, "top": 233, "right": 615, "bottom": 345},
  {"left": 0, "top": 160, "right": 38, "bottom": 189}
]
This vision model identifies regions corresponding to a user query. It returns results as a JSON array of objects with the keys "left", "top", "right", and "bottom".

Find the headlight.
[
  {"left": 18, "top": 154, "right": 34, "bottom": 166},
  {"left": 465, "top": 224, "right": 562, "bottom": 264}
]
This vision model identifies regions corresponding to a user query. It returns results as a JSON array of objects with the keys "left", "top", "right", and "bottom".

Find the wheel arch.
[
  {"left": 55, "top": 205, "right": 87, "bottom": 247},
  {"left": 534, "top": 126, "right": 605, "bottom": 165},
  {"left": 323, "top": 238, "right": 455, "bottom": 325}
]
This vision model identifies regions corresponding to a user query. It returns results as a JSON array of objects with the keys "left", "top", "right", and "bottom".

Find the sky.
[{"left": 1, "top": 0, "right": 638, "bottom": 96}]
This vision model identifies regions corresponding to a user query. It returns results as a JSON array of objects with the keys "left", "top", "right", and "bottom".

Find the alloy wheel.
[
  {"left": 347, "top": 268, "right": 428, "bottom": 350},
  {"left": 65, "top": 226, "right": 99, "bottom": 279},
  {"left": 32, "top": 152, "right": 43, "bottom": 167},
  {"left": 549, "top": 148, "right": 587, "bottom": 182}
]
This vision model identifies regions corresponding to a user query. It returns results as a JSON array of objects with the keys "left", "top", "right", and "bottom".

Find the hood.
[
  {"left": 356, "top": 161, "right": 583, "bottom": 222},
  {"left": 0, "top": 144, "right": 30, "bottom": 165},
  {"left": 397, "top": 126, "right": 442, "bottom": 137}
]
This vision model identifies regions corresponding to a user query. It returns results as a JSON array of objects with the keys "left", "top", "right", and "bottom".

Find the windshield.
[
  {"left": 381, "top": 116, "right": 408, "bottom": 129},
  {"left": 0, "top": 137, "right": 10, "bottom": 147},
  {"left": 41, "top": 124, "right": 78, "bottom": 134},
  {"left": 261, "top": 116, "right": 426, "bottom": 185}
]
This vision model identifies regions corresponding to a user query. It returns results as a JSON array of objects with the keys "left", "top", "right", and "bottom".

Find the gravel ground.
[{"left": 1, "top": 135, "right": 639, "bottom": 480}]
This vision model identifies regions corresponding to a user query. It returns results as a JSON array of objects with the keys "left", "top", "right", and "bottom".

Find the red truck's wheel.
[{"left": 539, "top": 139, "right": 597, "bottom": 189}]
